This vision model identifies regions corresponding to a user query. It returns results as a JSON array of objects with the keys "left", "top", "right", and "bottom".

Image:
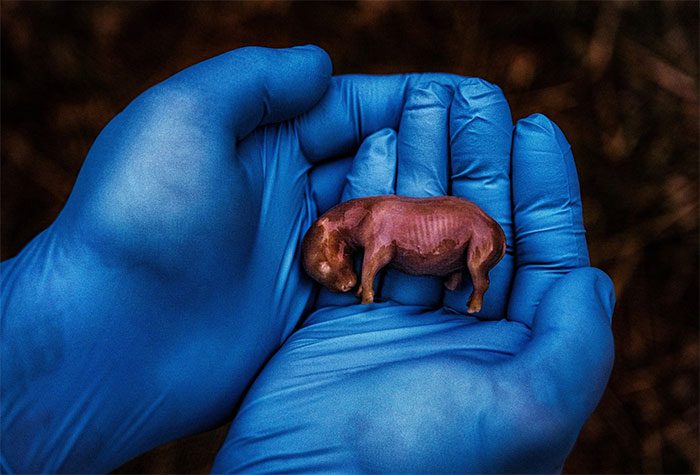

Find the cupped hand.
[
  {"left": 212, "top": 81, "right": 616, "bottom": 473},
  {"left": 1, "top": 46, "right": 466, "bottom": 471}
]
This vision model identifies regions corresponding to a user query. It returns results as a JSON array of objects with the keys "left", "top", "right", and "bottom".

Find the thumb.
[
  {"left": 150, "top": 45, "right": 332, "bottom": 139},
  {"left": 513, "top": 267, "right": 615, "bottom": 424}
]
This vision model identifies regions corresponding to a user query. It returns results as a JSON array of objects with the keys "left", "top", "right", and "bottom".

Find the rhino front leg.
[{"left": 358, "top": 243, "right": 395, "bottom": 304}]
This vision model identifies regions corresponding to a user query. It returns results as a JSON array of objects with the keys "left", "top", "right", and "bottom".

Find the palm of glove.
[{"left": 219, "top": 306, "right": 546, "bottom": 473}]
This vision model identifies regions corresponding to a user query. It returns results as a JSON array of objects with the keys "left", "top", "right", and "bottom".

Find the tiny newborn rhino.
[{"left": 302, "top": 195, "right": 506, "bottom": 313}]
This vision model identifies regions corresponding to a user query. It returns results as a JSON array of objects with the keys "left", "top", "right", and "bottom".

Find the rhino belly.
[{"left": 389, "top": 214, "right": 469, "bottom": 276}]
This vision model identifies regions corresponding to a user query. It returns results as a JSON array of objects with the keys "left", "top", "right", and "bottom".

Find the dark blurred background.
[{"left": 1, "top": 1, "right": 697, "bottom": 473}]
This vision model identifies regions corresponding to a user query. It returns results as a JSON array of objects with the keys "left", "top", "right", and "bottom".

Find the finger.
[
  {"left": 507, "top": 114, "right": 589, "bottom": 327},
  {"left": 443, "top": 78, "right": 514, "bottom": 319},
  {"left": 341, "top": 128, "right": 398, "bottom": 201},
  {"left": 145, "top": 45, "right": 332, "bottom": 139},
  {"left": 316, "top": 129, "right": 398, "bottom": 307},
  {"left": 296, "top": 73, "right": 464, "bottom": 163},
  {"left": 509, "top": 267, "right": 615, "bottom": 429},
  {"left": 382, "top": 82, "right": 453, "bottom": 308}
]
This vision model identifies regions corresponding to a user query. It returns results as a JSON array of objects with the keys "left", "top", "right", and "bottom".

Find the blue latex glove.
[
  {"left": 1, "top": 46, "right": 469, "bottom": 472},
  {"left": 213, "top": 81, "right": 616, "bottom": 473}
]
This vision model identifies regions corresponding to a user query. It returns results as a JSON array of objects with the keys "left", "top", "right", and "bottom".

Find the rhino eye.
[{"left": 319, "top": 261, "right": 331, "bottom": 275}]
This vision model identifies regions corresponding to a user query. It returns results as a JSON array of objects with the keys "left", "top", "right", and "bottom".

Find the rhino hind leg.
[
  {"left": 465, "top": 242, "right": 494, "bottom": 314},
  {"left": 444, "top": 271, "right": 463, "bottom": 291}
]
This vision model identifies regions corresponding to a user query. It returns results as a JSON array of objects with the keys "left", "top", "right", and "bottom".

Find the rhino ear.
[{"left": 319, "top": 261, "right": 331, "bottom": 275}]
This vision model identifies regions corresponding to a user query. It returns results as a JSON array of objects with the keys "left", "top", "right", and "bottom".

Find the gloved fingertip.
[
  {"left": 456, "top": 77, "right": 504, "bottom": 104},
  {"left": 516, "top": 113, "right": 554, "bottom": 137},
  {"left": 342, "top": 128, "right": 397, "bottom": 200},
  {"left": 355, "top": 128, "right": 397, "bottom": 166},
  {"left": 374, "top": 127, "right": 396, "bottom": 137},
  {"left": 287, "top": 44, "right": 332, "bottom": 76},
  {"left": 408, "top": 81, "right": 454, "bottom": 108},
  {"left": 562, "top": 267, "right": 616, "bottom": 324},
  {"left": 516, "top": 114, "right": 572, "bottom": 153},
  {"left": 521, "top": 112, "right": 553, "bottom": 126},
  {"left": 367, "top": 127, "right": 397, "bottom": 147},
  {"left": 291, "top": 44, "right": 324, "bottom": 51}
]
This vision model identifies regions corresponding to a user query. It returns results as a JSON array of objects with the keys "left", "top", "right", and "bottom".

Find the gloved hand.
[
  {"left": 212, "top": 81, "right": 616, "bottom": 473},
  {"left": 1, "top": 45, "right": 467, "bottom": 472}
]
